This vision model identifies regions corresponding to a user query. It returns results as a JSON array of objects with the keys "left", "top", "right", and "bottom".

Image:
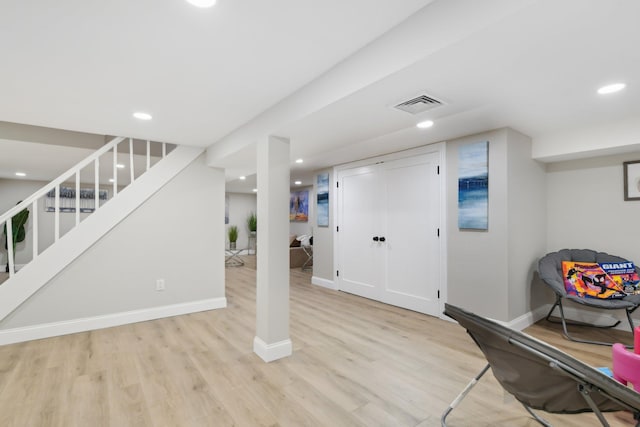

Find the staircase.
[{"left": 0, "top": 137, "right": 203, "bottom": 321}]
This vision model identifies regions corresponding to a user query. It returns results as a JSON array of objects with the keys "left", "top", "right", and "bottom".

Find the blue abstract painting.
[
  {"left": 458, "top": 141, "right": 489, "bottom": 230},
  {"left": 317, "top": 173, "right": 329, "bottom": 227}
]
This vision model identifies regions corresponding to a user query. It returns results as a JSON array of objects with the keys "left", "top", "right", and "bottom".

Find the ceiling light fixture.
[
  {"left": 239, "top": 176, "right": 246, "bottom": 180},
  {"left": 597, "top": 83, "right": 626, "bottom": 94},
  {"left": 116, "top": 163, "right": 125, "bottom": 169},
  {"left": 109, "top": 178, "right": 115, "bottom": 183},
  {"left": 295, "top": 159, "right": 303, "bottom": 164},
  {"left": 185, "top": 0, "right": 217, "bottom": 7},
  {"left": 295, "top": 181, "right": 302, "bottom": 185},
  {"left": 416, "top": 120, "right": 434, "bottom": 129},
  {"left": 252, "top": 188, "right": 258, "bottom": 192},
  {"left": 133, "top": 112, "right": 153, "bottom": 120},
  {"left": 15, "top": 172, "right": 26, "bottom": 177}
]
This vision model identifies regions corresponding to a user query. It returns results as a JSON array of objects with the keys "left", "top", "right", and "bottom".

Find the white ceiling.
[{"left": 2, "top": 0, "right": 640, "bottom": 193}]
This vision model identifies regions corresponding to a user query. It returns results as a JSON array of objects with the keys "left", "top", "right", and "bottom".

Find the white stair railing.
[{"left": 1, "top": 137, "right": 170, "bottom": 279}]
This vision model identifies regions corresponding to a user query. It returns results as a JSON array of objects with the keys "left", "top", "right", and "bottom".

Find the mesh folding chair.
[{"left": 442, "top": 303, "right": 640, "bottom": 427}]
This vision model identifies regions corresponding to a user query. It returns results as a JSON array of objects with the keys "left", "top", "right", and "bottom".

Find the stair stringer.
[{"left": 0, "top": 145, "right": 204, "bottom": 322}]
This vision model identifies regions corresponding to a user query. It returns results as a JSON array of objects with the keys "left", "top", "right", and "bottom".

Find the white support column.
[{"left": 253, "top": 135, "right": 292, "bottom": 362}]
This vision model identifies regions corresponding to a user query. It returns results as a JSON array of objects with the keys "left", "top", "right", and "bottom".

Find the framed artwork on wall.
[
  {"left": 290, "top": 190, "right": 309, "bottom": 222},
  {"left": 317, "top": 173, "right": 329, "bottom": 227},
  {"left": 458, "top": 141, "right": 489, "bottom": 230},
  {"left": 624, "top": 160, "right": 640, "bottom": 201}
]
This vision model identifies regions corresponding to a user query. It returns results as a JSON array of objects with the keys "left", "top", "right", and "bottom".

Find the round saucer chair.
[{"left": 538, "top": 249, "right": 640, "bottom": 346}]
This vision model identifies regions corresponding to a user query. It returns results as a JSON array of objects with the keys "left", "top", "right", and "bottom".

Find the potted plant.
[
  {"left": 247, "top": 211, "right": 257, "bottom": 235},
  {"left": 3, "top": 202, "right": 29, "bottom": 273},
  {"left": 228, "top": 225, "right": 239, "bottom": 249}
]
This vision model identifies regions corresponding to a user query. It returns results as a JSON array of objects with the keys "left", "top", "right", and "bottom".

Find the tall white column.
[{"left": 253, "top": 135, "right": 292, "bottom": 362}]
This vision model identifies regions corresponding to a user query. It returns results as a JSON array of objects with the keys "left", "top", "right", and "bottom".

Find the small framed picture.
[{"left": 623, "top": 160, "right": 640, "bottom": 201}]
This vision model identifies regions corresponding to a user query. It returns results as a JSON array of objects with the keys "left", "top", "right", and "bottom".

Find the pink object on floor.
[
  {"left": 612, "top": 342, "right": 640, "bottom": 392},
  {"left": 635, "top": 325, "right": 640, "bottom": 354}
]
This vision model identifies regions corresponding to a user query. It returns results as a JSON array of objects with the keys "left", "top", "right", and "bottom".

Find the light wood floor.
[{"left": 0, "top": 260, "right": 636, "bottom": 426}]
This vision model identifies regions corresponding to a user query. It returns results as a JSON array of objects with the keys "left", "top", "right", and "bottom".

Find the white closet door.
[
  {"left": 337, "top": 165, "right": 382, "bottom": 301},
  {"left": 381, "top": 153, "right": 440, "bottom": 316},
  {"left": 336, "top": 151, "right": 442, "bottom": 317}
]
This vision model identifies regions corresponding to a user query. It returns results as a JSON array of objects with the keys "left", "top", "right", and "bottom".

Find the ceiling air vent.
[{"left": 394, "top": 94, "right": 443, "bottom": 114}]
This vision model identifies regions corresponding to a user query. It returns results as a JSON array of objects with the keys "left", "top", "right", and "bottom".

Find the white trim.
[
  {"left": 253, "top": 336, "right": 292, "bottom": 362},
  {"left": 311, "top": 276, "right": 337, "bottom": 290},
  {"left": 501, "top": 305, "right": 550, "bottom": 331},
  {"left": 0, "top": 297, "right": 226, "bottom": 346}
]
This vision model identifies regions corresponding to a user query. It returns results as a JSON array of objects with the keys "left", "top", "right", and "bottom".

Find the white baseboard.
[
  {"left": 503, "top": 305, "right": 550, "bottom": 331},
  {"left": 0, "top": 297, "right": 226, "bottom": 346},
  {"left": 253, "top": 336, "right": 292, "bottom": 362},
  {"left": 311, "top": 276, "right": 337, "bottom": 290}
]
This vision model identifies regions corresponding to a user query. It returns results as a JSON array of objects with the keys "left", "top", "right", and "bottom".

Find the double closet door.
[{"left": 336, "top": 151, "right": 442, "bottom": 317}]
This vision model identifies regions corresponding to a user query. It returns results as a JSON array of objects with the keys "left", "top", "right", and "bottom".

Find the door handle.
[
  {"left": 379, "top": 237, "right": 386, "bottom": 242},
  {"left": 372, "top": 236, "right": 379, "bottom": 242}
]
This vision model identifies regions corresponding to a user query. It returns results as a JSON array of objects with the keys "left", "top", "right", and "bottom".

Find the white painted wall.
[
  {"left": 447, "top": 128, "right": 547, "bottom": 322},
  {"left": 547, "top": 151, "right": 640, "bottom": 263},
  {"left": 447, "top": 129, "right": 510, "bottom": 321},
  {"left": 505, "top": 129, "right": 547, "bottom": 320},
  {"left": 226, "top": 192, "right": 257, "bottom": 249},
  {"left": 311, "top": 169, "right": 334, "bottom": 282},
  {"left": 0, "top": 154, "right": 225, "bottom": 328}
]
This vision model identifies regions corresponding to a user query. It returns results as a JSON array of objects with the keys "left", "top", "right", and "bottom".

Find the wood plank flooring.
[{"left": 0, "top": 259, "right": 636, "bottom": 426}]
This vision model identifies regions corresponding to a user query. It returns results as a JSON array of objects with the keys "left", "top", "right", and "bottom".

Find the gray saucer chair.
[
  {"left": 538, "top": 249, "right": 640, "bottom": 346},
  {"left": 442, "top": 304, "right": 640, "bottom": 427}
]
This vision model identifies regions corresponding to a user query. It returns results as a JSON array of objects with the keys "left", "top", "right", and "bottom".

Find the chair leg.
[
  {"left": 547, "top": 296, "right": 632, "bottom": 347},
  {"left": 441, "top": 364, "right": 490, "bottom": 427},
  {"left": 578, "top": 384, "right": 610, "bottom": 426},
  {"left": 521, "top": 403, "right": 552, "bottom": 427}
]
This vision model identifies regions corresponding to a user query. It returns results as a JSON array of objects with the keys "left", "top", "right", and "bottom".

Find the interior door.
[
  {"left": 381, "top": 153, "right": 440, "bottom": 316},
  {"left": 337, "top": 165, "right": 382, "bottom": 301},
  {"left": 336, "top": 151, "right": 442, "bottom": 317}
]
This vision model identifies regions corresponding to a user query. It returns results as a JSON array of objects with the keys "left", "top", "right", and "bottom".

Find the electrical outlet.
[{"left": 156, "top": 279, "right": 165, "bottom": 291}]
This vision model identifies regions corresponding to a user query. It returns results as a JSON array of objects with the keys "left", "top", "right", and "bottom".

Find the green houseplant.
[
  {"left": 3, "top": 202, "right": 29, "bottom": 273},
  {"left": 228, "top": 225, "right": 239, "bottom": 249},
  {"left": 247, "top": 211, "right": 257, "bottom": 234}
]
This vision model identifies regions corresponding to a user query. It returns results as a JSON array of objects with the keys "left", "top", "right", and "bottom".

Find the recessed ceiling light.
[
  {"left": 239, "top": 176, "right": 246, "bottom": 180},
  {"left": 597, "top": 83, "right": 626, "bottom": 94},
  {"left": 295, "top": 159, "right": 303, "bottom": 164},
  {"left": 416, "top": 120, "right": 434, "bottom": 129},
  {"left": 15, "top": 172, "right": 26, "bottom": 177},
  {"left": 133, "top": 112, "right": 152, "bottom": 120},
  {"left": 185, "top": 0, "right": 216, "bottom": 7},
  {"left": 294, "top": 181, "right": 302, "bottom": 185},
  {"left": 116, "top": 163, "right": 125, "bottom": 169},
  {"left": 252, "top": 188, "right": 258, "bottom": 192},
  {"left": 109, "top": 178, "right": 115, "bottom": 183}
]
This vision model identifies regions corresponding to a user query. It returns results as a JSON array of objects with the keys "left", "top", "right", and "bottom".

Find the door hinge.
[
  {"left": 437, "top": 165, "right": 440, "bottom": 175},
  {"left": 437, "top": 290, "right": 440, "bottom": 299},
  {"left": 437, "top": 228, "right": 440, "bottom": 237},
  {"left": 336, "top": 270, "right": 339, "bottom": 277},
  {"left": 336, "top": 181, "right": 339, "bottom": 188},
  {"left": 336, "top": 226, "right": 339, "bottom": 232}
]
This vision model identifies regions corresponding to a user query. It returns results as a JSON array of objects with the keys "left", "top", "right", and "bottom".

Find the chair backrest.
[
  {"left": 538, "top": 249, "right": 639, "bottom": 297},
  {"left": 444, "top": 303, "right": 640, "bottom": 414},
  {"left": 612, "top": 343, "right": 640, "bottom": 392}
]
